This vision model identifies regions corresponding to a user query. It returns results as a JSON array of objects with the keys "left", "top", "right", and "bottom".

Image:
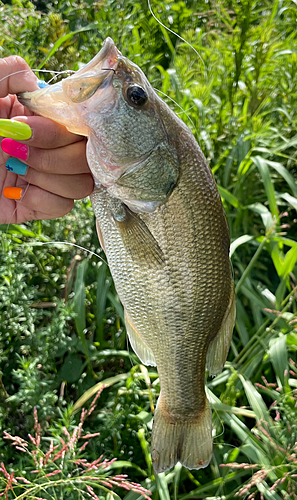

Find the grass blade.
[
  {"left": 252, "top": 156, "right": 279, "bottom": 221},
  {"left": 269, "top": 335, "right": 288, "bottom": 389},
  {"left": 73, "top": 373, "right": 129, "bottom": 412},
  {"left": 73, "top": 259, "right": 89, "bottom": 359}
]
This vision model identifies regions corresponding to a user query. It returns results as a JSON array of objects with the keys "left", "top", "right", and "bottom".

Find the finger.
[
  {"left": 22, "top": 168, "right": 94, "bottom": 199},
  {"left": 0, "top": 56, "right": 38, "bottom": 98},
  {"left": 15, "top": 182, "right": 75, "bottom": 219},
  {"left": 2, "top": 138, "right": 90, "bottom": 174},
  {"left": 11, "top": 115, "right": 86, "bottom": 148},
  {"left": 28, "top": 140, "right": 89, "bottom": 174}
]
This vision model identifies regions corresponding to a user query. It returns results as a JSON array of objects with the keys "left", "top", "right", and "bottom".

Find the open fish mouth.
[{"left": 18, "top": 37, "right": 120, "bottom": 136}]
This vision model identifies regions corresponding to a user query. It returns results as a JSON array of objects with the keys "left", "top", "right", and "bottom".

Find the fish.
[{"left": 18, "top": 37, "right": 236, "bottom": 474}]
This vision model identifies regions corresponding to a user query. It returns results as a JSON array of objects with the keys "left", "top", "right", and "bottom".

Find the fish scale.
[{"left": 19, "top": 37, "right": 235, "bottom": 474}]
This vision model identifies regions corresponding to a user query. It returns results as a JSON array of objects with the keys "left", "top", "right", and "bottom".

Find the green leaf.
[
  {"left": 265, "top": 159, "right": 297, "bottom": 197},
  {"left": 207, "top": 388, "right": 256, "bottom": 418},
  {"left": 73, "top": 373, "right": 129, "bottom": 412},
  {"left": 272, "top": 134, "right": 297, "bottom": 153},
  {"left": 138, "top": 428, "right": 152, "bottom": 475},
  {"left": 269, "top": 335, "right": 288, "bottom": 389},
  {"left": 155, "top": 473, "right": 171, "bottom": 500},
  {"left": 252, "top": 156, "right": 279, "bottom": 221},
  {"left": 248, "top": 203, "right": 274, "bottom": 230},
  {"left": 107, "top": 291, "right": 124, "bottom": 322},
  {"left": 73, "top": 259, "right": 89, "bottom": 358},
  {"left": 217, "top": 185, "right": 241, "bottom": 208},
  {"left": 207, "top": 390, "right": 268, "bottom": 464},
  {"left": 178, "top": 471, "right": 247, "bottom": 499},
  {"left": 59, "top": 354, "right": 83, "bottom": 383},
  {"left": 257, "top": 481, "right": 284, "bottom": 500},
  {"left": 238, "top": 375, "right": 272, "bottom": 425},
  {"left": 230, "top": 234, "right": 254, "bottom": 257},
  {"left": 7, "top": 224, "right": 48, "bottom": 241},
  {"left": 280, "top": 245, "right": 297, "bottom": 277},
  {"left": 235, "top": 298, "right": 251, "bottom": 346},
  {"left": 279, "top": 192, "right": 297, "bottom": 210},
  {"left": 108, "top": 460, "right": 147, "bottom": 477},
  {"left": 96, "top": 263, "right": 110, "bottom": 344}
]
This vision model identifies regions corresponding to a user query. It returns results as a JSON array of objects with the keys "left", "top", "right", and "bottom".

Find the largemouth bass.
[{"left": 19, "top": 38, "right": 236, "bottom": 474}]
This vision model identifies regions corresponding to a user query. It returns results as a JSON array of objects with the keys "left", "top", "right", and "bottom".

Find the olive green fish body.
[
  {"left": 19, "top": 38, "right": 235, "bottom": 473},
  {"left": 91, "top": 118, "right": 234, "bottom": 471}
]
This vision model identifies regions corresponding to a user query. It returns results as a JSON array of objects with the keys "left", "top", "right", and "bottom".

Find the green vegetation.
[{"left": 0, "top": 0, "right": 297, "bottom": 498}]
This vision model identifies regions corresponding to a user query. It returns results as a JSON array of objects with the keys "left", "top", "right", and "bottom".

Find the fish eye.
[{"left": 126, "top": 85, "right": 147, "bottom": 106}]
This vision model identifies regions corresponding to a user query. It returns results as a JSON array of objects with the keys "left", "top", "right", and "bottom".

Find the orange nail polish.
[{"left": 3, "top": 187, "right": 22, "bottom": 200}]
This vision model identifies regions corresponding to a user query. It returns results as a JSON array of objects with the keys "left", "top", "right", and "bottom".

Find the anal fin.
[
  {"left": 206, "top": 286, "right": 236, "bottom": 376},
  {"left": 96, "top": 220, "right": 106, "bottom": 253},
  {"left": 125, "top": 310, "right": 156, "bottom": 366}
]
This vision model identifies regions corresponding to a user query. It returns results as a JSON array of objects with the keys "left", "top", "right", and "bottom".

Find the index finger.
[
  {"left": 12, "top": 115, "right": 86, "bottom": 148},
  {"left": 0, "top": 56, "right": 39, "bottom": 97}
]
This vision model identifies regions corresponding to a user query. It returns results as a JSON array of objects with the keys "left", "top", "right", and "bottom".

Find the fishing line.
[
  {"left": 148, "top": 0, "right": 206, "bottom": 140},
  {"left": 0, "top": 68, "right": 75, "bottom": 85},
  {"left": 0, "top": 69, "right": 30, "bottom": 84},
  {"left": 154, "top": 87, "right": 198, "bottom": 136},
  {"left": 147, "top": 0, "right": 207, "bottom": 78},
  {"left": 21, "top": 240, "right": 108, "bottom": 265},
  {"left": 32, "top": 68, "right": 75, "bottom": 75}
]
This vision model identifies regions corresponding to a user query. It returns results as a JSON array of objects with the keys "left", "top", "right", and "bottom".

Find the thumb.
[{"left": 0, "top": 56, "right": 39, "bottom": 98}]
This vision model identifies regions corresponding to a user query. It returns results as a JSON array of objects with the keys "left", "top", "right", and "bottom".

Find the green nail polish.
[{"left": 0, "top": 119, "right": 32, "bottom": 140}]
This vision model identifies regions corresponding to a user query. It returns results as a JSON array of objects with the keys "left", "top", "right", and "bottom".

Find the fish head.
[
  {"left": 19, "top": 38, "right": 180, "bottom": 212},
  {"left": 18, "top": 37, "right": 120, "bottom": 137}
]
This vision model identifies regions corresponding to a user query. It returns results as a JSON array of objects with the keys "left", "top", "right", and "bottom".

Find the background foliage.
[{"left": 0, "top": 0, "right": 297, "bottom": 498}]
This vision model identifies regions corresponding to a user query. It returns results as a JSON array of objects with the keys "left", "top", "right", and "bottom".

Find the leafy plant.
[
  {"left": 221, "top": 358, "right": 297, "bottom": 499},
  {"left": 0, "top": 390, "right": 151, "bottom": 500},
  {"left": 0, "top": 0, "right": 297, "bottom": 498}
]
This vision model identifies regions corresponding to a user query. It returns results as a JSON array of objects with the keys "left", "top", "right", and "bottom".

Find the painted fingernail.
[
  {"left": 6, "top": 158, "right": 28, "bottom": 176},
  {"left": 1, "top": 138, "right": 28, "bottom": 160},
  {"left": 37, "top": 79, "right": 49, "bottom": 89},
  {"left": 0, "top": 119, "right": 32, "bottom": 140},
  {"left": 3, "top": 187, "right": 23, "bottom": 200}
]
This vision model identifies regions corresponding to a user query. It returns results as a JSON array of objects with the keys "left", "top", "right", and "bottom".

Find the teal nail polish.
[
  {"left": 6, "top": 158, "right": 28, "bottom": 175},
  {"left": 37, "top": 79, "right": 49, "bottom": 89}
]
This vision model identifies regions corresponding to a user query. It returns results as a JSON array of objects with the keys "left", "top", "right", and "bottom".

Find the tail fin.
[{"left": 151, "top": 395, "right": 212, "bottom": 474}]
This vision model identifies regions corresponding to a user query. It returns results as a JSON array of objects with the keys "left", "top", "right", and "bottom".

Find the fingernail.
[
  {"left": 37, "top": 79, "right": 49, "bottom": 89},
  {"left": 3, "top": 187, "right": 23, "bottom": 200},
  {"left": 0, "top": 119, "right": 32, "bottom": 140},
  {"left": 6, "top": 158, "right": 28, "bottom": 176},
  {"left": 1, "top": 138, "right": 28, "bottom": 160}
]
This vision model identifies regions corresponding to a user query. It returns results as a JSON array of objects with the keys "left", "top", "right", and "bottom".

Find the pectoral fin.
[
  {"left": 112, "top": 204, "right": 165, "bottom": 267},
  {"left": 125, "top": 310, "right": 156, "bottom": 366},
  {"left": 206, "top": 286, "right": 236, "bottom": 376}
]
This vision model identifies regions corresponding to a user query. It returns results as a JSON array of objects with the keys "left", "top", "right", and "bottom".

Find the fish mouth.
[{"left": 18, "top": 37, "right": 121, "bottom": 136}]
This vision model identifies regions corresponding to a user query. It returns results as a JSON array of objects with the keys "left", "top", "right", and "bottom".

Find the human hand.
[{"left": 0, "top": 56, "right": 93, "bottom": 225}]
